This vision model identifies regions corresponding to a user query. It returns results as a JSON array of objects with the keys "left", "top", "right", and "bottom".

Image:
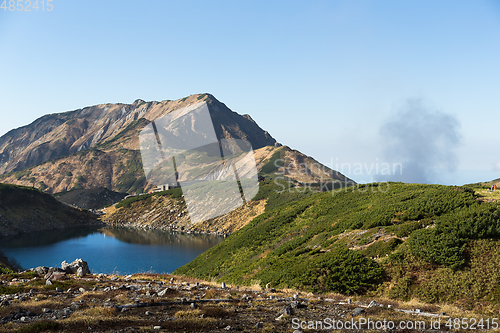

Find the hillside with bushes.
[
  {"left": 175, "top": 182, "right": 500, "bottom": 311},
  {"left": 0, "top": 184, "right": 98, "bottom": 237}
]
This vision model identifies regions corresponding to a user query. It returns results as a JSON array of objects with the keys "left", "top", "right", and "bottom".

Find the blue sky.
[{"left": 1, "top": 0, "right": 499, "bottom": 185}]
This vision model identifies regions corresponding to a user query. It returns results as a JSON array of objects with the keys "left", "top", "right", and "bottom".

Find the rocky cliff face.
[
  {"left": 0, "top": 94, "right": 277, "bottom": 175},
  {"left": 0, "top": 93, "right": 353, "bottom": 195},
  {"left": 0, "top": 94, "right": 279, "bottom": 194}
]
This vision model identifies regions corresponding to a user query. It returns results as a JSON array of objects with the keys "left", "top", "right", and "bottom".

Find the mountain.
[
  {"left": 0, "top": 94, "right": 276, "bottom": 174},
  {"left": 0, "top": 94, "right": 353, "bottom": 195},
  {"left": 0, "top": 183, "right": 98, "bottom": 237}
]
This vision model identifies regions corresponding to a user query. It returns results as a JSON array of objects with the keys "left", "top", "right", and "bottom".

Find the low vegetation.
[{"left": 115, "top": 187, "right": 183, "bottom": 209}]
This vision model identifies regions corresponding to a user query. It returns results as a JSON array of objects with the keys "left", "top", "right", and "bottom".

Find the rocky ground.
[{"left": 0, "top": 262, "right": 468, "bottom": 333}]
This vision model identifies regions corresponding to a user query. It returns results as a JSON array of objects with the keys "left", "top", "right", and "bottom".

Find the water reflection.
[
  {"left": 0, "top": 226, "right": 103, "bottom": 248},
  {"left": 100, "top": 227, "right": 222, "bottom": 250},
  {"left": 0, "top": 226, "right": 223, "bottom": 274}
]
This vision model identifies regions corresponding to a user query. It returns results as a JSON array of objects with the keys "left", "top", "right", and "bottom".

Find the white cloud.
[{"left": 494, "top": 162, "right": 500, "bottom": 171}]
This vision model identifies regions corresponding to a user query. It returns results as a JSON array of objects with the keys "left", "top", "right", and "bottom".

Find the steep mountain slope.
[
  {"left": 0, "top": 184, "right": 98, "bottom": 237},
  {"left": 0, "top": 94, "right": 353, "bottom": 194},
  {"left": 174, "top": 182, "right": 500, "bottom": 309}
]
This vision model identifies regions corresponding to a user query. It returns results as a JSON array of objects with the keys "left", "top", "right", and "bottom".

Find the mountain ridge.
[
  {"left": 0, "top": 94, "right": 277, "bottom": 175},
  {"left": 0, "top": 94, "right": 353, "bottom": 194}
]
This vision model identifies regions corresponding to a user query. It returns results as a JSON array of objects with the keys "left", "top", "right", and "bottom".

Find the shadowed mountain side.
[
  {"left": 53, "top": 188, "right": 127, "bottom": 210},
  {"left": 0, "top": 183, "right": 99, "bottom": 237}
]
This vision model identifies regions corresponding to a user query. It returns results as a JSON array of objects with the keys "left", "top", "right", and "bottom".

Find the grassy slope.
[{"left": 175, "top": 182, "right": 500, "bottom": 309}]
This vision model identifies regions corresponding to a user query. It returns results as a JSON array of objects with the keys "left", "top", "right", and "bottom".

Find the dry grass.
[
  {"left": 438, "top": 302, "right": 477, "bottom": 318},
  {"left": 201, "top": 306, "right": 229, "bottom": 318},
  {"left": 15, "top": 298, "right": 64, "bottom": 309},
  {"left": 202, "top": 289, "right": 220, "bottom": 299},
  {"left": 61, "top": 306, "right": 119, "bottom": 326},
  {"left": 263, "top": 322, "right": 276, "bottom": 332},
  {"left": 114, "top": 293, "right": 134, "bottom": 305},
  {"left": 217, "top": 301, "right": 234, "bottom": 307},
  {"left": 320, "top": 291, "right": 348, "bottom": 302},
  {"left": 169, "top": 317, "right": 217, "bottom": 329},
  {"left": 73, "top": 290, "right": 107, "bottom": 302},
  {"left": 174, "top": 309, "right": 202, "bottom": 318}
]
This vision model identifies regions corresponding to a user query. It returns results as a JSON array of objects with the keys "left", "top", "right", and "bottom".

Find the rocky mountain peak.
[{"left": 0, "top": 94, "right": 277, "bottom": 176}]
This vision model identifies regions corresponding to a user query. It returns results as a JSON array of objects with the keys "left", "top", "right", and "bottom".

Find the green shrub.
[
  {"left": 259, "top": 149, "right": 285, "bottom": 174},
  {"left": 408, "top": 228, "right": 466, "bottom": 269},
  {"left": 308, "top": 247, "right": 383, "bottom": 294},
  {"left": 252, "top": 178, "right": 313, "bottom": 212},
  {"left": 38, "top": 181, "right": 48, "bottom": 191},
  {"left": 361, "top": 238, "right": 403, "bottom": 258},
  {"left": 408, "top": 203, "right": 500, "bottom": 269},
  {"left": 116, "top": 187, "right": 183, "bottom": 208},
  {"left": 18, "top": 320, "right": 59, "bottom": 333},
  {"left": 0, "top": 266, "right": 13, "bottom": 274},
  {"left": 387, "top": 220, "right": 424, "bottom": 238}
]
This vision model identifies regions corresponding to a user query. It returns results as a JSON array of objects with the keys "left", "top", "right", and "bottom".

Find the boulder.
[
  {"left": 290, "top": 301, "right": 306, "bottom": 309},
  {"left": 61, "top": 259, "right": 90, "bottom": 276},
  {"left": 279, "top": 306, "right": 293, "bottom": 315},
  {"left": 34, "top": 266, "right": 48, "bottom": 276},
  {"left": 157, "top": 288, "right": 169, "bottom": 297},
  {"left": 353, "top": 307, "right": 364, "bottom": 316}
]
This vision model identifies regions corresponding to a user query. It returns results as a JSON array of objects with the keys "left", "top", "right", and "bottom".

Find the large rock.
[
  {"left": 35, "top": 266, "right": 48, "bottom": 276},
  {"left": 44, "top": 267, "right": 66, "bottom": 281},
  {"left": 61, "top": 259, "right": 90, "bottom": 276}
]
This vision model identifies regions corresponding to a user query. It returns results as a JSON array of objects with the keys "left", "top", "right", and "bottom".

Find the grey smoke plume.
[{"left": 377, "top": 99, "right": 461, "bottom": 184}]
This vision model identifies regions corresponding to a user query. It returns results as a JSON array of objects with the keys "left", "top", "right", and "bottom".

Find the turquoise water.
[{"left": 0, "top": 226, "right": 223, "bottom": 274}]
